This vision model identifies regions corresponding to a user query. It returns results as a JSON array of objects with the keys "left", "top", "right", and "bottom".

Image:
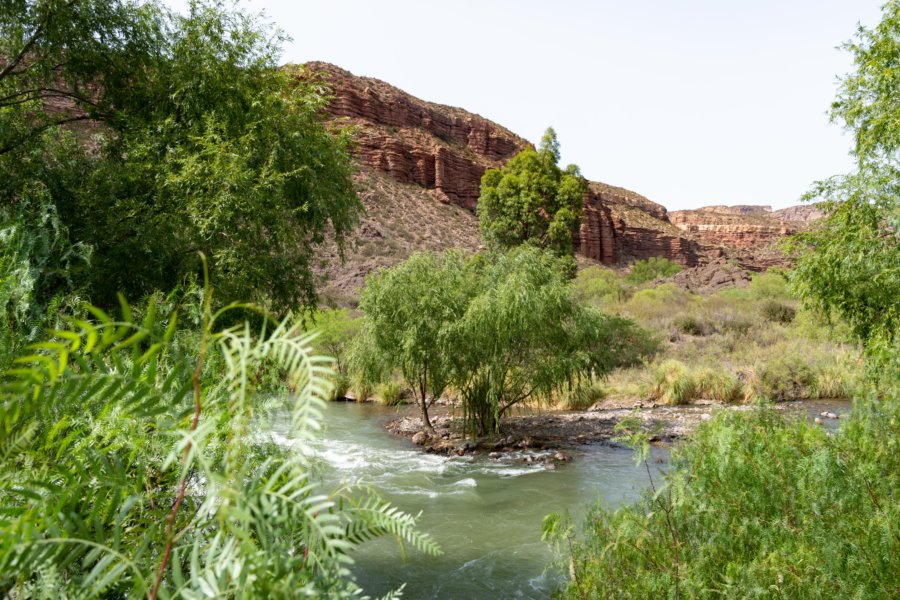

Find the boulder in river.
[{"left": 411, "top": 431, "right": 428, "bottom": 446}]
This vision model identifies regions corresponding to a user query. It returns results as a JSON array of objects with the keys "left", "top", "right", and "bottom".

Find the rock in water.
[{"left": 411, "top": 431, "right": 428, "bottom": 446}]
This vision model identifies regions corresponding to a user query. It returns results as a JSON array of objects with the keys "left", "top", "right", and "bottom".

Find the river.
[{"left": 303, "top": 402, "right": 666, "bottom": 599}]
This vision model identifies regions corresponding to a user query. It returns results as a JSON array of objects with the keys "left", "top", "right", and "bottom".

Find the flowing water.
[{"left": 297, "top": 403, "right": 666, "bottom": 599}]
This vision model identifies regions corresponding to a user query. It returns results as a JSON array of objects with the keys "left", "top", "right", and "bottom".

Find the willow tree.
[
  {"left": 477, "top": 128, "right": 587, "bottom": 255},
  {"left": 452, "top": 247, "right": 652, "bottom": 435},
  {"left": 0, "top": 0, "right": 360, "bottom": 312},
  {"left": 351, "top": 251, "right": 474, "bottom": 434},
  {"left": 789, "top": 0, "right": 900, "bottom": 383}
]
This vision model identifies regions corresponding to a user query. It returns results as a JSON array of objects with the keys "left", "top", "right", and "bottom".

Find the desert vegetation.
[
  {"left": 329, "top": 260, "right": 859, "bottom": 421},
  {"left": 1, "top": 0, "right": 897, "bottom": 598},
  {"left": 573, "top": 264, "right": 859, "bottom": 406}
]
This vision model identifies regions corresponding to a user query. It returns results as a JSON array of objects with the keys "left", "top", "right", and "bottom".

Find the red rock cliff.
[
  {"left": 299, "top": 63, "right": 772, "bottom": 270},
  {"left": 669, "top": 207, "right": 808, "bottom": 270},
  {"left": 301, "top": 62, "right": 530, "bottom": 210}
]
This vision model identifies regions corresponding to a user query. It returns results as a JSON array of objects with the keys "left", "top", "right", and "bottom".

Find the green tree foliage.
[
  {"left": 624, "top": 256, "right": 683, "bottom": 284},
  {"left": 308, "top": 308, "right": 362, "bottom": 376},
  {"left": 790, "top": 0, "right": 899, "bottom": 382},
  {"left": 0, "top": 191, "right": 89, "bottom": 363},
  {"left": 453, "top": 248, "right": 651, "bottom": 435},
  {"left": 0, "top": 294, "right": 438, "bottom": 598},
  {"left": 352, "top": 248, "right": 655, "bottom": 436},
  {"left": 546, "top": 407, "right": 900, "bottom": 598},
  {"left": 0, "top": 0, "right": 360, "bottom": 312},
  {"left": 546, "top": 5, "right": 900, "bottom": 597},
  {"left": 351, "top": 251, "right": 473, "bottom": 433},
  {"left": 477, "top": 128, "right": 586, "bottom": 255}
]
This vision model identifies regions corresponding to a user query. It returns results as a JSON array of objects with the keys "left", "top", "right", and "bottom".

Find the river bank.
[{"left": 385, "top": 399, "right": 850, "bottom": 457}]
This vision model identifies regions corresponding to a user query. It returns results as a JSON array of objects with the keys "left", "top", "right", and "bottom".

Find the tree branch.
[
  {"left": 0, "top": 114, "right": 95, "bottom": 155},
  {"left": 0, "top": 0, "right": 78, "bottom": 82}
]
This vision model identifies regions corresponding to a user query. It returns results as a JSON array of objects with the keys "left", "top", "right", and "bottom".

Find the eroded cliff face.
[
  {"left": 669, "top": 208, "right": 807, "bottom": 270},
  {"left": 301, "top": 62, "right": 529, "bottom": 210},
  {"left": 300, "top": 62, "right": 707, "bottom": 270},
  {"left": 578, "top": 183, "right": 703, "bottom": 267},
  {"left": 773, "top": 204, "right": 824, "bottom": 224}
]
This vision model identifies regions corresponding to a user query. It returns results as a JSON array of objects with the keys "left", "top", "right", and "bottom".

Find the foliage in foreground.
[
  {"left": 1, "top": 0, "right": 360, "bottom": 312},
  {"left": 545, "top": 403, "right": 900, "bottom": 598},
  {"left": 0, "top": 295, "right": 439, "bottom": 598}
]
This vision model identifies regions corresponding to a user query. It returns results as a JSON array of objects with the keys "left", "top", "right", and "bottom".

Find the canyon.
[{"left": 301, "top": 63, "right": 819, "bottom": 299}]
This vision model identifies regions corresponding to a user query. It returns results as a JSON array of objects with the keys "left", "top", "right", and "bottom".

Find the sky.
[{"left": 168, "top": 1, "right": 885, "bottom": 210}]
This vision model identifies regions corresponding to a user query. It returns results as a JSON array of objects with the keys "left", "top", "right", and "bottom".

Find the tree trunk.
[
  {"left": 420, "top": 399, "right": 435, "bottom": 435},
  {"left": 418, "top": 376, "right": 435, "bottom": 435}
]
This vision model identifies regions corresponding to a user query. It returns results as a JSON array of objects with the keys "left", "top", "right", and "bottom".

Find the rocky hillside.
[
  {"left": 669, "top": 204, "right": 824, "bottom": 271},
  {"left": 300, "top": 63, "right": 818, "bottom": 297}
]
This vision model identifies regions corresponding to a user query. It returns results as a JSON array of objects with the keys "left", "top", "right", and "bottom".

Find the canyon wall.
[
  {"left": 669, "top": 208, "right": 806, "bottom": 270},
  {"left": 302, "top": 62, "right": 529, "bottom": 210},
  {"left": 301, "top": 62, "right": 816, "bottom": 279},
  {"left": 302, "top": 62, "right": 706, "bottom": 267}
]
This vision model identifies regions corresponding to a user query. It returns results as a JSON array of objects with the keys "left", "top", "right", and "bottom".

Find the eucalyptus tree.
[
  {"left": 477, "top": 128, "right": 587, "bottom": 255},
  {"left": 351, "top": 251, "right": 474, "bottom": 434},
  {"left": 0, "top": 0, "right": 360, "bottom": 312},
  {"left": 0, "top": 293, "right": 439, "bottom": 598}
]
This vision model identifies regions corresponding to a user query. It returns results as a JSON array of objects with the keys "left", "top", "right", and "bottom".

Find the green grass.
[
  {"left": 559, "top": 379, "right": 608, "bottom": 410},
  {"left": 375, "top": 380, "right": 405, "bottom": 405},
  {"left": 650, "top": 360, "right": 697, "bottom": 405}
]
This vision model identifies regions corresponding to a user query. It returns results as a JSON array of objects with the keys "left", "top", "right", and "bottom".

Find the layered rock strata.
[
  {"left": 301, "top": 62, "right": 530, "bottom": 210},
  {"left": 301, "top": 62, "right": 706, "bottom": 267}
]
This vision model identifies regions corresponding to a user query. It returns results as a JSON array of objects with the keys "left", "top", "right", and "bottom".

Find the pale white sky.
[{"left": 167, "top": 1, "right": 884, "bottom": 210}]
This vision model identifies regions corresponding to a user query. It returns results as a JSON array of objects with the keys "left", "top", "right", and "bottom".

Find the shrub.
[
  {"left": 328, "top": 373, "right": 351, "bottom": 401},
  {"left": 674, "top": 314, "right": 713, "bottom": 336},
  {"left": 624, "top": 257, "right": 683, "bottom": 284},
  {"left": 719, "top": 315, "right": 753, "bottom": 335},
  {"left": 0, "top": 298, "right": 440, "bottom": 596},
  {"left": 546, "top": 404, "right": 900, "bottom": 599},
  {"left": 650, "top": 360, "right": 697, "bottom": 405},
  {"left": 761, "top": 299, "right": 797, "bottom": 324},
  {"left": 572, "top": 265, "right": 623, "bottom": 305},
  {"left": 811, "top": 356, "right": 857, "bottom": 398},
  {"left": 560, "top": 379, "right": 607, "bottom": 410},
  {"left": 749, "top": 354, "right": 816, "bottom": 401},
  {"left": 747, "top": 270, "right": 792, "bottom": 300},
  {"left": 308, "top": 308, "right": 362, "bottom": 375},
  {"left": 624, "top": 283, "right": 697, "bottom": 328},
  {"left": 695, "top": 368, "right": 744, "bottom": 403},
  {"left": 376, "top": 380, "right": 405, "bottom": 405},
  {"left": 350, "top": 372, "right": 374, "bottom": 402}
]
